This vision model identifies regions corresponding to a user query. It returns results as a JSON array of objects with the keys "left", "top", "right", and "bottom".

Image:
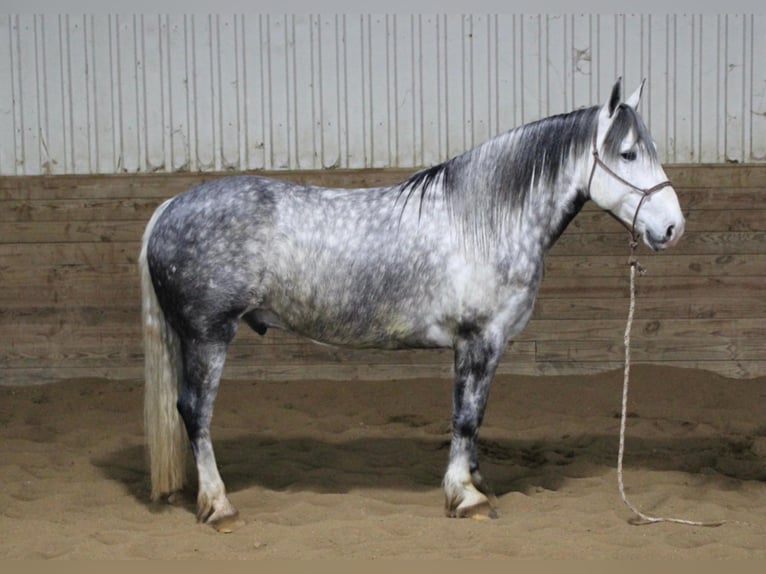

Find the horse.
[{"left": 139, "top": 78, "right": 685, "bottom": 532}]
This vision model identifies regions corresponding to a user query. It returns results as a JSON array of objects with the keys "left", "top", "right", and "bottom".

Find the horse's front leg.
[{"left": 444, "top": 332, "right": 504, "bottom": 519}]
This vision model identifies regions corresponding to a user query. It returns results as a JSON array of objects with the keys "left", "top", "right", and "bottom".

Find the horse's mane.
[{"left": 396, "top": 102, "right": 656, "bottom": 250}]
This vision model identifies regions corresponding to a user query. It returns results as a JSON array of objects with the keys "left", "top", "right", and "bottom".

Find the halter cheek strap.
[{"left": 587, "top": 126, "right": 673, "bottom": 248}]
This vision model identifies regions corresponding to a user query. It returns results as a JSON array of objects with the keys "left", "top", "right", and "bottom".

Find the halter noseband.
[{"left": 587, "top": 123, "right": 673, "bottom": 247}]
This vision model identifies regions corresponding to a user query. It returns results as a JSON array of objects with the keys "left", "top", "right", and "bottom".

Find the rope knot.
[
  {"left": 628, "top": 256, "right": 646, "bottom": 276},
  {"left": 628, "top": 240, "right": 646, "bottom": 276}
]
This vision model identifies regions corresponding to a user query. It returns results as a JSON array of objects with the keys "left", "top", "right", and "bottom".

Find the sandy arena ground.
[{"left": 1, "top": 365, "right": 765, "bottom": 559}]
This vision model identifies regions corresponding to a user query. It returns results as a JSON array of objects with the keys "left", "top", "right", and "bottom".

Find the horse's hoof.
[
  {"left": 197, "top": 494, "right": 241, "bottom": 532},
  {"left": 468, "top": 505, "right": 499, "bottom": 521},
  {"left": 454, "top": 499, "right": 499, "bottom": 520},
  {"left": 209, "top": 514, "right": 245, "bottom": 533},
  {"left": 445, "top": 490, "right": 499, "bottom": 520}
]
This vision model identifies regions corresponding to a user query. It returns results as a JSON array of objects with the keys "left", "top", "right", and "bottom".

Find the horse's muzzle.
[{"left": 646, "top": 219, "right": 684, "bottom": 251}]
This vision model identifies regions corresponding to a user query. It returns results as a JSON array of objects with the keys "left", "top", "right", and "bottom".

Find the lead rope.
[
  {"left": 617, "top": 242, "right": 724, "bottom": 527},
  {"left": 588, "top": 117, "right": 724, "bottom": 526}
]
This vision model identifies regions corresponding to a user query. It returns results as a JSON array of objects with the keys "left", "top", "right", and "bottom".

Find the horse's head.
[{"left": 588, "top": 79, "right": 685, "bottom": 251}]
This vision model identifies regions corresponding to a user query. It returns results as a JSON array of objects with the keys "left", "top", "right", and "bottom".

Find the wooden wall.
[{"left": 1, "top": 165, "right": 764, "bottom": 386}]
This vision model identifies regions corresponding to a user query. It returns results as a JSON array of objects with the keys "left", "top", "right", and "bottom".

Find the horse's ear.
[
  {"left": 625, "top": 79, "right": 646, "bottom": 110},
  {"left": 597, "top": 78, "right": 622, "bottom": 138},
  {"left": 605, "top": 77, "right": 622, "bottom": 118}
]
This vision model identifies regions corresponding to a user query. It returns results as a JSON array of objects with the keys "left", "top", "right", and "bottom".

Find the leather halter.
[{"left": 587, "top": 123, "right": 673, "bottom": 247}]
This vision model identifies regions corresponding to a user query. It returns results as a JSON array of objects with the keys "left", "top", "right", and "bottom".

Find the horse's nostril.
[{"left": 665, "top": 225, "right": 675, "bottom": 240}]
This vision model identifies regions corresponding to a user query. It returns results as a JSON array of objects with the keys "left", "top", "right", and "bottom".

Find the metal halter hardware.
[{"left": 587, "top": 124, "right": 673, "bottom": 257}]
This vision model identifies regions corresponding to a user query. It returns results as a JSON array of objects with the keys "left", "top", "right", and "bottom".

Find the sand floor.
[{"left": 2, "top": 365, "right": 765, "bottom": 559}]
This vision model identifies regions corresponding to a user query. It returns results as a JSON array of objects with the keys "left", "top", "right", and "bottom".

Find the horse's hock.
[{"left": 1, "top": 165, "right": 765, "bottom": 386}]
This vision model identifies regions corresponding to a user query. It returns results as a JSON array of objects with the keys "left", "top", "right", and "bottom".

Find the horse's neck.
[
  {"left": 539, "top": 170, "right": 591, "bottom": 251},
  {"left": 477, "top": 146, "right": 590, "bottom": 255}
]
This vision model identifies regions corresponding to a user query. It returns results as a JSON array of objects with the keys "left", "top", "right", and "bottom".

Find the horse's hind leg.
[
  {"left": 177, "top": 337, "right": 243, "bottom": 532},
  {"left": 444, "top": 333, "right": 503, "bottom": 519}
]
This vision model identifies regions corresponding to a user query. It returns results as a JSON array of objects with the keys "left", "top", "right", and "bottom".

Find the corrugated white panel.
[
  {"left": 1, "top": 13, "right": 765, "bottom": 175},
  {"left": 753, "top": 16, "right": 766, "bottom": 160}
]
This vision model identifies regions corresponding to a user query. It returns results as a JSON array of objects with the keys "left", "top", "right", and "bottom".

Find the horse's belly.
[{"left": 251, "top": 297, "right": 451, "bottom": 350}]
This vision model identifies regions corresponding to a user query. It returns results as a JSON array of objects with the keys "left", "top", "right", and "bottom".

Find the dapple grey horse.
[{"left": 140, "top": 79, "right": 684, "bottom": 531}]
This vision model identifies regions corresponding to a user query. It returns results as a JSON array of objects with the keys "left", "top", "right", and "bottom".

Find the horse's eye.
[{"left": 621, "top": 150, "right": 637, "bottom": 161}]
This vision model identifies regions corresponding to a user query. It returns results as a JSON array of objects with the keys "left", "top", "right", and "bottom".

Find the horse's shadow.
[{"left": 95, "top": 430, "right": 765, "bottom": 515}]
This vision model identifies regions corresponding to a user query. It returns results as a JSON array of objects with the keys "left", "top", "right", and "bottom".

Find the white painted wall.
[{"left": 1, "top": 14, "right": 765, "bottom": 175}]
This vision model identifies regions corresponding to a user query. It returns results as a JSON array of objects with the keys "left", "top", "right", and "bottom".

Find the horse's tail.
[{"left": 139, "top": 199, "right": 188, "bottom": 501}]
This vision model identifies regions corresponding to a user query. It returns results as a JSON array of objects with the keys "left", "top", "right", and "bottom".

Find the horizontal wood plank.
[
  {"left": 537, "top": 339, "right": 765, "bottom": 362},
  {"left": 1, "top": 269, "right": 762, "bottom": 307},
  {"left": 3, "top": 359, "right": 764, "bottom": 386},
  {"left": 1, "top": 164, "right": 765, "bottom": 197},
  {"left": 0, "top": 220, "right": 766, "bottom": 263},
  {"left": 7, "top": 315, "right": 761, "bottom": 346},
  {"left": 3, "top": 295, "right": 761, "bottom": 330}
]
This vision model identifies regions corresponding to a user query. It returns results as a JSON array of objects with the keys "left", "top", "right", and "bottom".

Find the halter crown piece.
[{"left": 586, "top": 123, "right": 673, "bottom": 271}]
